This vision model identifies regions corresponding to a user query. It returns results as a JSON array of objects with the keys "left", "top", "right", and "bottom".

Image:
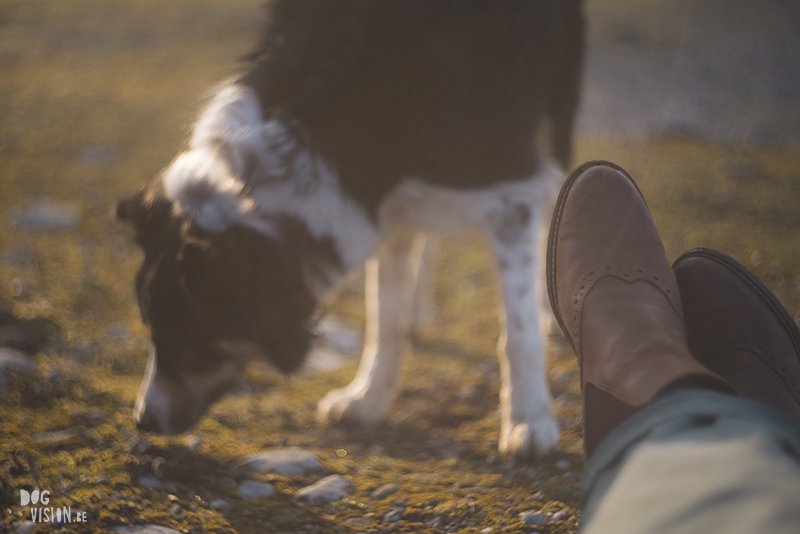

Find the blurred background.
[{"left": 0, "top": 1, "right": 799, "bottom": 533}]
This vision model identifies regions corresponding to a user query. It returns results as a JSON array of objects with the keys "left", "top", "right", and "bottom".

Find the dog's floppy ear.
[{"left": 117, "top": 184, "right": 175, "bottom": 248}]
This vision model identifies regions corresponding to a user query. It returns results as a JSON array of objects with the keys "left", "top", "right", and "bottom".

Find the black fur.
[
  {"left": 119, "top": 0, "right": 584, "bottom": 434},
  {"left": 243, "top": 0, "right": 584, "bottom": 214},
  {"left": 118, "top": 190, "right": 318, "bottom": 376}
]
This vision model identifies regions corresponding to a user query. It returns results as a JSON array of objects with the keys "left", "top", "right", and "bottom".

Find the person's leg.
[
  {"left": 547, "top": 161, "right": 800, "bottom": 533},
  {"left": 582, "top": 390, "right": 800, "bottom": 534}
]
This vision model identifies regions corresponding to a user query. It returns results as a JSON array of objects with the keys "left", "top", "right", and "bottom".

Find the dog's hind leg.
[
  {"left": 318, "top": 231, "right": 419, "bottom": 426},
  {"left": 487, "top": 197, "right": 559, "bottom": 461}
]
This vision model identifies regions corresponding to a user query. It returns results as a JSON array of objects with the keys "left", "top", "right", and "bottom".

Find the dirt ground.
[{"left": 1, "top": 1, "right": 799, "bottom": 533}]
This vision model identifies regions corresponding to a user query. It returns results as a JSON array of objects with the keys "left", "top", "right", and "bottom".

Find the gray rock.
[
  {"left": 295, "top": 475, "right": 354, "bottom": 507},
  {"left": 238, "top": 480, "right": 276, "bottom": 500},
  {"left": 382, "top": 507, "right": 404, "bottom": 523},
  {"left": 344, "top": 517, "right": 372, "bottom": 529},
  {"left": 552, "top": 511, "right": 570, "bottom": 522},
  {"left": 8, "top": 200, "right": 80, "bottom": 231},
  {"left": 109, "top": 525, "right": 183, "bottom": 534},
  {"left": 30, "top": 426, "right": 88, "bottom": 444},
  {"left": 0, "top": 347, "right": 37, "bottom": 393},
  {"left": 235, "top": 447, "right": 322, "bottom": 476},
  {"left": 93, "top": 475, "right": 111, "bottom": 485},
  {"left": 210, "top": 499, "right": 232, "bottom": 510},
  {"left": 183, "top": 435, "right": 202, "bottom": 451},
  {"left": 519, "top": 511, "right": 554, "bottom": 526},
  {"left": 371, "top": 482, "right": 400, "bottom": 500},
  {"left": 14, "top": 521, "right": 37, "bottom": 534},
  {"left": 554, "top": 460, "right": 571, "bottom": 470}
]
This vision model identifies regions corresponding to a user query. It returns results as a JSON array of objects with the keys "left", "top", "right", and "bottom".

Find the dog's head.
[{"left": 117, "top": 185, "right": 316, "bottom": 434}]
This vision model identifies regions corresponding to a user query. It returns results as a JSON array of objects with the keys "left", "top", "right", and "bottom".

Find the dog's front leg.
[
  {"left": 487, "top": 204, "right": 559, "bottom": 461},
  {"left": 318, "top": 232, "right": 419, "bottom": 426}
]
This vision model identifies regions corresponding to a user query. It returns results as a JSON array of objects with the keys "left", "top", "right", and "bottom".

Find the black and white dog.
[{"left": 118, "top": 0, "right": 583, "bottom": 460}]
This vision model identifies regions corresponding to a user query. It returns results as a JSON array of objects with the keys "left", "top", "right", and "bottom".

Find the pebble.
[
  {"left": 295, "top": 475, "right": 355, "bottom": 507},
  {"left": 235, "top": 447, "right": 322, "bottom": 476},
  {"left": 554, "top": 460, "right": 571, "bottom": 470},
  {"left": 109, "top": 525, "right": 183, "bottom": 534},
  {"left": 183, "top": 435, "right": 202, "bottom": 452},
  {"left": 238, "top": 480, "right": 276, "bottom": 500},
  {"left": 168, "top": 503, "right": 180, "bottom": 515},
  {"left": 14, "top": 521, "right": 37, "bottom": 534},
  {"left": 382, "top": 507, "right": 404, "bottom": 523},
  {"left": 210, "top": 499, "right": 232, "bottom": 510},
  {"left": 93, "top": 475, "right": 111, "bottom": 485},
  {"left": 552, "top": 511, "right": 570, "bottom": 522},
  {"left": 30, "top": 426, "right": 88, "bottom": 444},
  {"left": 371, "top": 482, "right": 400, "bottom": 500},
  {"left": 344, "top": 517, "right": 372, "bottom": 529},
  {"left": 0, "top": 347, "right": 37, "bottom": 394},
  {"left": 519, "top": 511, "right": 554, "bottom": 526},
  {"left": 480, "top": 528, "right": 493, "bottom": 534},
  {"left": 8, "top": 200, "right": 80, "bottom": 231}
]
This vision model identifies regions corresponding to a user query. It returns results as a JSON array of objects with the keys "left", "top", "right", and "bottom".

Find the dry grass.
[{"left": 1, "top": 1, "right": 799, "bottom": 533}]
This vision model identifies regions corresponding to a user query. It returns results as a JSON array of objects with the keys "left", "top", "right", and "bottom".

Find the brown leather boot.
[
  {"left": 546, "top": 161, "right": 731, "bottom": 459},
  {"left": 674, "top": 248, "right": 800, "bottom": 426}
]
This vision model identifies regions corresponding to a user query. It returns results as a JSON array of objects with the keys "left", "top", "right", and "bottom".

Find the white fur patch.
[{"left": 162, "top": 83, "right": 378, "bottom": 298}]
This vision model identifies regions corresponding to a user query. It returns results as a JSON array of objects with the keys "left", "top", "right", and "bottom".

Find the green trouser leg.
[{"left": 582, "top": 390, "right": 800, "bottom": 534}]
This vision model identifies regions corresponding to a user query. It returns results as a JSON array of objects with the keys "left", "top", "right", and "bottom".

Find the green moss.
[{"left": 2, "top": 1, "right": 799, "bottom": 533}]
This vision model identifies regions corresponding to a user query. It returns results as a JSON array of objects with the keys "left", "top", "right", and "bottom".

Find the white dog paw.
[
  {"left": 317, "top": 386, "right": 391, "bottom": 426},
  {"left": 499, "top": 416, "right": 559, "bottom": 461}
]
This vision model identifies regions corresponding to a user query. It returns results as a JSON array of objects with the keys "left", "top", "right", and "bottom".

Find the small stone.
[
  {"left": 480, "top": 528, "right": 493, "bottom": 533},
  {"left": 168, "top": 503, "right": 180, "bottom": 514},
  {"left": 382, "top": 508, "right": 404, "bottom": 523},
  {"left": 93, "top": 475, "right": 111, "bottom": 485},
  {"left": 552, "top": 511, "right": 570, "bottom": 522},
  {"left": 8, "top": 200, "right": 80, "bottom": 231},
  {"left": 109, "top": 526, "right": 183, "bottom": 534},
  {"left": 235, "top": 447, "right": 322, "bottom": 476},
  {"left": 344, "top": 517, "right": 372, "bottom": 529},
  {"left": 238, "top": 480, "right": 276, "bottom": 500},
  {"left": 295, "top": 475, "right": 354, "bottom": 507},
  {"left": 14, "top": 521, "right": 37, "bottom": 534},
  {"left": 0, "top": 347, "right": 37, "bottom": 394},
  {"left": 184, "top": 435, "right": 202, "bottom": 452},
  {"left": 371, "top": 483, "right": 400, "bottom": 500},
  {"left": 30, "top": 426, "right": 88, "bottom": 444},
  {"left": 554, "top": 460, "right": 570, "bottom": 470},
  {"left": 520, "top": 511, "right": 553, "bottom": 526},
  {"left": 210, "top": 499, "right": 232, "bottom": 510}
]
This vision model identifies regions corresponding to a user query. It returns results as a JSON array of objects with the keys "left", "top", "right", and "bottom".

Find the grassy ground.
[{"left": 2, "top": 1, "right": 800, "bottom": 533}]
